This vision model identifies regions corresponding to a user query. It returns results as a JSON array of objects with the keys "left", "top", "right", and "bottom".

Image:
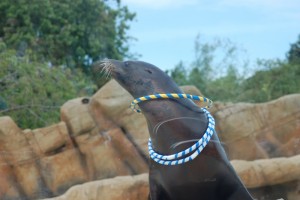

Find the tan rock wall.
[
  {"left": 42, "top": 174, "right": 149, "bottom": 200},
  {"left": 213, "top": 94, "right": 300, "bottom": 159},
  {"left": 0, "top": 80, "right": 299, "bottom": 200},
  {"left": 0, "top": 117, "right": 46, "bottom": 199},
  {"left": 43, "top": 154, "right": 300, "bottom": 200},
  {"left": 232, "top": 154, "right": 300, "bottom": 188},
  {"left": 0, "top": 93, "right": 148, "bottom": 199}
]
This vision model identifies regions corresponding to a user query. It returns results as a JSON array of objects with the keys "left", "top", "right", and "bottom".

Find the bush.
[{"left": 0, "top": 42, "right": 96, "bottom": 129}]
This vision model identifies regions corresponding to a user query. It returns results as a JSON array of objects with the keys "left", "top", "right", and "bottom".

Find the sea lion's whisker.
[
  {"left": 170, "top": 139, "right": 224, "bottom": 149},
  {"left": 100, "top": 65, "right": 106, "bottom": 74},
  {"left": 170, "top": 139, "right": 200, "bottom": 149},
  {"left": 108, "top": 65, "right": 112, "bottom": 75},
  {"left": 105, "top": 65, "right": 112, "bottom": 79},
  {"left": 153, "top": 117, "right": 206, "bottom": 135},
  {"left": 97, "top": 61, "right": 113, "bottom": 80}
]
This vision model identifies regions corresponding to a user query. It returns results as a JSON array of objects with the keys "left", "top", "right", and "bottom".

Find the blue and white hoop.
[{"left": 130, "top": 93, "right": 215, "bottom": 165}]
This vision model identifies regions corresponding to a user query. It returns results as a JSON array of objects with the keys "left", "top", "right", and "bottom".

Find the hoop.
[
  {"left": 129, "top": 93, "right": 215, "bottom": 165},
  {"left": 131, "top": 93, "right": 213, "bottom": 113},
  {"left": 148, "top": 108, "right": 215, "bottom": 165}
]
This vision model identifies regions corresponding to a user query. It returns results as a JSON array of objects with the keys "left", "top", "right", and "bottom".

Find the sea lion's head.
[
  {"left": 92, "top": 59, "right": 182, "bottom": 98},
  {"left": 93, "top": 59, "right": 209, "bottom": 154}
]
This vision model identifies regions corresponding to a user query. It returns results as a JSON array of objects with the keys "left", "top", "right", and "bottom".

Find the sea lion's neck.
[{"left": 139, "top": 99, "right": 209, "bottom": 154}]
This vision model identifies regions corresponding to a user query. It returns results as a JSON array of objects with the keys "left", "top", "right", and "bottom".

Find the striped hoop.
[
  {"left": 130, "top": 93, "right": 213, "bottom": 113},
  {"left": 148, "top": 108, "right": 215, "bottom": 165}
]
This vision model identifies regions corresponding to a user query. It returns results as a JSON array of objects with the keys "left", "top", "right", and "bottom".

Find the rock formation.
[
  {"left": 232, "top": 154, "right": 300, "bottom": 188},
  {"left": 211, "top": 94, "right": 300, "bottom": 160},
  {"left": 42, "top": 174, "right": 149, "bottom": 200},
  {"left": 0, "top": 79, "right": 299, "bottom": 200},
  {"left": 44, "top": 155, "right": 300, "bottom": 200}
]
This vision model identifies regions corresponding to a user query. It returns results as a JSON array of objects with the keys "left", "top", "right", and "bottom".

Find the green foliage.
[
  {"left": 0, "top": 0, "right": 136, "bottom": 128},
  {"left": 207, "top": 65, "right": 241, "bottom": 101},
  {"left": 0, "top": 42, "right": 96, "bottom": 129},
  {"left": 169, "top": 61, "right": 189, "bottom": 85},
  {"left": 169, "top": 35, "right": 300, "bottom": 103},
  {"left": 239, "top": 60, "right": 300, "bottom": 102},
  {"left": 170, "top": 36, "right": 248, "bottom": 102},
  {"left": 0, "top": 0, "right": 135, "bottom": 72},
  {"left": 287, "top": 34, "right": 300, "bottom": 64}
]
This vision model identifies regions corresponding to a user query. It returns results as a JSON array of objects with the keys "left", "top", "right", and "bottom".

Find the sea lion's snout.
[
  {"left": 92, "top": 59, "right": 180, "bottom": 96},
  {"left": 92, "top": 59, "right": 133, "bottom": 81},
  {"left": 92, "top": 59, "right": 119, "bottom": 79},
  {"left": 92, "top": 59, "right": 113, "bottom": 71}
]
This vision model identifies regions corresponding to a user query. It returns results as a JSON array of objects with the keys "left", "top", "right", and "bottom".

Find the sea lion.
[{"left": 93, "top": 59, "right": 254, "bottom": 200}]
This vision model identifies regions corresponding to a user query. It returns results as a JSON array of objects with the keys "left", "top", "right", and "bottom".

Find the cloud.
[
  {"left": 132, "top": 28, "right": 197, "bottom": 44},
  {"left": 216, "top": 0, "right": 300, "bottom": 22},
  {"left": 123, "top": 0, "right": 300, "bottom": 10},
  {"left": 122, "top": 0, "right": 198, "bottom": 9},
  {"left": 219, "top": 0, "right": 300, "bottom": 10}
]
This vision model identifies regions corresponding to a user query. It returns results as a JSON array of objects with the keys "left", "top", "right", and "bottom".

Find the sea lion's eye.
[{"left": 145, "top": 69, "right": 152, "bottom": 74}]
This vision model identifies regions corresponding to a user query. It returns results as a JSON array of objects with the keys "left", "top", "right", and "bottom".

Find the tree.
[
  {"left": 0, "top": 0, "right": 135, "bottom": 72},
  {"left": 207, "top": 65, "right": 241, "bottom": 101},
  {"left": 188, "top": 36, "right": 216, "bottom": 94},
  {"left": 287, "top": 34, "right": 300, "bottom": 64},
  {"left": 170, "top": 36, "right": 248, "bottom": 102},
  {"left": 0, "top": 41, "right": 96, "bottom": 129},
  {"left": 169, "top": 34, "right": 300, "bottom": 103},
  {"left": 169, "top": 61, "right": 189, "bottom": 86},
  {"left": 239, "top": 59, "right": 300, "bottom": 102}
]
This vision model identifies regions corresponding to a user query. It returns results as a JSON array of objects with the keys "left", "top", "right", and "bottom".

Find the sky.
[{"left": 121, "top": 0, "right": 300, "bottom": 71}]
